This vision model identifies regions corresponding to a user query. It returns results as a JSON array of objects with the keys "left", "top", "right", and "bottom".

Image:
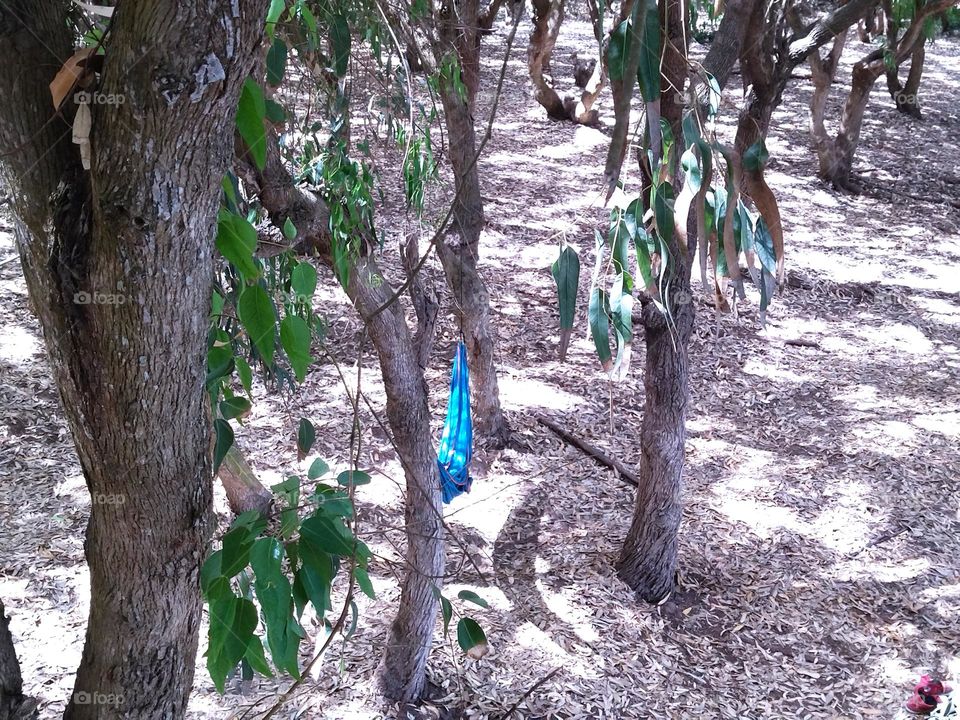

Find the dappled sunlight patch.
[
  {"left": 913, "top": 411, "right": 960, "bottom": 437},
  {"left": 0, "top": 326, "right": 40, "bottom": 366}
]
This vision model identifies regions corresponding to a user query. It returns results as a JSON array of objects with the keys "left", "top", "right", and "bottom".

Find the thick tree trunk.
[
  {"left": 702, "top": 0, "right": 761, "bottom": 88},
  {"left": 246, "top": 129, "right": 443, "bottom": 703},
  {"left": 436, "top": 1, "right": 509, "bottom": 444},
  {"left": 0, "top": 601, "right": 36, "bottom": 720},
  {"left": 617, "top": 297, "right": 694, "bottom": 602},
  {"left": 528, "top": 0, "right": 568, "bottom": 119},
  {"left": 0, "top": 3, "right": 265, "bottom": 718},
  {"left": 826, "top": 59, "right": 881, "bottom": 187}
]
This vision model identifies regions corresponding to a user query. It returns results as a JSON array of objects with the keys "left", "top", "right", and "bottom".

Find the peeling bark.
[{"left": 528, "top": 0, "right": 568, "bottom": 119}]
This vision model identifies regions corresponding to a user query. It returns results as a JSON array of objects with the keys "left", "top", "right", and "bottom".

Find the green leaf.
[
  {"left": 250, "top": 538, "right": 298, "bottom": 677},
  {"left": 265, "top": 98, "right": 286, "bottom": 124},
  {"left": 282, "top": 216, "right": 297, "bottom": 241},
  {"left": 742, "top": 138, "right": 770, "bottom": 172},
  {"left": 220, "top": 524, "right": 255, "bottom": 578},
  {"left": 456, "top": 617, "right": 488, "bottom": 657},
  {"left": 457, "top": 590, "right": 489, "bottom": 609},
  {"left": 551, "top": 246, "right": 580, "bottom": 332},
  {"left": 207, "top": 595, "right": 258, "bottom": 693},
  {"left": 588, "top": 288, "right": 612, "bottom": 369},
  {"left": 608, "top": 20, "right": 629, "bottom": 81},
  {"left": 243, "top": 636, "right": 273, "bottom": 678},
  {"left": 220, "top": 396, "right": 252, "bottom": 421},
  {"left": 280, "top": 315, "right": 311, "bottom": 382},
  {"left": 336, "top": 470, "right": 371, "bottom": 487},
  {"left": 634, "top": 226, "right": 655, "bottom": 290},
  {"left": 307, "top": 457, "right": 329, "bottom": 479},
  {"left": 266, "top": 0, "right": 285, "bottom": 37},
  {"left": 297, "top": 418, "right": 315, "bottom": 459},
  {"left": 237, "top": 78, "right": 267, "bottom": 170},
  {"left": 216, "top": 210, "right": 259, "bottom": 280},
  {"left": 652, "top": 181, "right": 675, "bottom": 243},
  {"left": 213, "top": 419, "right": 234, "bottom": 474},
  {"left": 705, "top": 71, "right": 721, "bottom": 120},
  {"left": 300, "top": 516, "right": 357, "bottom": 558},
  {"left": 207, "top": 343, "right": 234, "bottom": 386},
  {"left": 753, "top": 216, "right": 777, "bottom": 275},
  {"left": 266, "top": 37, "right": 287, "bottom": 86},
  {"left": 433, "top": 587, "right": 453, "bottom": 637},
  {"left": 330, "top": 13, "right": 351, "bottom": 77},
  {"left": 354, "top": 566, "right": 375, "bottom": 599},
  {"left": 235, "top": 356, "right": 253, "bottom": 396},
  {"left": 271, "top": 476, "right": 301, "bottom": 508},
  {"left": 238, "top": 285, "right": 276, "bottom": 367},
  {"left": 635, "top": 0, "right": 660, "bottom": 103},
  {"left": 290, "top": 262, "right": 318, "bottom": 299}
]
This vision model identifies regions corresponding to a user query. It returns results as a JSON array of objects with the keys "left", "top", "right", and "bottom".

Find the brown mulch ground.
[{"left": 1, "top": 16, "right": 959, "bottom": 720}]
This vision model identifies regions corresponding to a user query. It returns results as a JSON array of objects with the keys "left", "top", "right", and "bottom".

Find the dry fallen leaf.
[{"left": 49, "top": 47, "right": 95, "bottom": 109}]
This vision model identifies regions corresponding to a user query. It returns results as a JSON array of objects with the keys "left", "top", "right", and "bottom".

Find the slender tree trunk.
[
  {"left": 827, "top": 59, "right": 882, "bottom": 187},
  {"left": 886, "top": 39, "right": 925, "bottom": 118},
  {"left": 247, "top": 130, "right": 444, "bottom": 703},
  {"left": 0, "top": 601, "right": 36, "bottom": 720},
  {"left": 436, "top": 0, "right": 509, "bottom": 444},
  {"left": 617, "top": 300, "right": 693, "bottom": 602},
  {"left": 0, "top": 3, "right": 265, "bottom": 718},
  {"left": 702, "top": 0, "right": 762, "bottom": 88},
  {"left": 809, "top": 31, "right": 847, "bottom": 177},
  {"left": 616, "top": 0, "right": 693, "bottom": 603},
  {"left": 528, "top": 0, "right": 568, "bottom": 119}
]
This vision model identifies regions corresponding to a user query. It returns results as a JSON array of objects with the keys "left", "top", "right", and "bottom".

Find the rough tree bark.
[
  {"left": 246, "top": 131, "right": 444, "bottom": 703},
  {"left": 0, "top": 601, "right": 35, "bottom": 720},
  {"left": 886, "top": 38, "right": 925, "bottom": 118},
  {"left": 435, "top": 0, "right": 510, "bottom": 444},
  {"left": 0, "top": 2, "right": 265, "bottom": 718}
]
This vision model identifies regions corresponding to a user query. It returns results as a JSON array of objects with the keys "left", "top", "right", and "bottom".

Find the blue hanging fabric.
[{"left": 437, "top": 341, "right": 473, "bottom": 503}]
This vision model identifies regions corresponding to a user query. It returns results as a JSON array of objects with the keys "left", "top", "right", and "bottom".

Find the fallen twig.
[
  {"left": 498, "top": 666, "right": 562, "bottom": 719},
  {"left": 535, "top": 414, "right": 639, "bottom": 488}
]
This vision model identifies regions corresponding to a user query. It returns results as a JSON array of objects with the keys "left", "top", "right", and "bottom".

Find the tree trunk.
[
  {"left": 0, "top": 601, "right": 36, "bottom": 720},
  {"left": 886, "top": 39, "right": 925, "bottom": 118},
  {"left": 616, "top": 299, "right": 693, "bottom": 602},
  {"left": 246, "top": 128, "right": 444, "bottom": 703},
  {"left": 0, "top": 3, "right": 265, "bottom": 718},
  {"left": 218, "top": 446, "right": 273, "bottom": 516},
  {"left": 702, "top": 0, "right": 762, "bottom": 88},
  {"left": 809, "top": 31, "right": 848, "bottom": 177},
  {"left": 827, "top": 59, "right": 881, "bottom": 187},
  {"left": 436, "top": 1, "right": 509, "bottom": 444},
  {"left": 349, "top": 260, "right": 444, "bottom": 702},
  {"left": 528, "top": 0, "right": 568, "bottom": 119},
  {"left": 616, "top": 0, "right": 693, "bottom": 603}
]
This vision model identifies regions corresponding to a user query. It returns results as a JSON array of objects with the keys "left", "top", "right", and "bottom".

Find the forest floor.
[{"left": 1, "top": 16, "right": 959, "bottom": 720}]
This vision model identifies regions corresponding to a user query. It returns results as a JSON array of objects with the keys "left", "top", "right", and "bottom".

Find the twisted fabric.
[{"left": 438, "top": 341, "right": 473, "bottom": 503}]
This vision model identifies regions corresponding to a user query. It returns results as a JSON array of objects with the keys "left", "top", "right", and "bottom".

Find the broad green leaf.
[
  {"left": 297, "top": 418, "right": 315, "bottom": 459},
  {"left": 307, "top": 457, "right": 329, "bottom": 479},
  {"left": 634, "top": 226, "right": 655, "bottom": 290},
  {"left": 244, "top": 636, "right": 273, "bottom": 678},
  {"left": 652, "top": 181, "right": 675, "bottom": 243},
  {"left": 271, "top": 475, "right": 301, "bottom": 508},
  {"left": 608, "top": 20, "right": 629, "bottom": 81},
  {"left": 207, "top": 595, "right": 258, "bottom": 693},
  {"left": 216, "top": 211, "right": 259, "bottom": 280},
  {"left": 753, "top": 217, "right": 777, "bottom": 274},
  {"left": 265, "top": 98, "right": 286, "bottom": 124},
  {"left": 266, "top": 0, "right": 285, "bottom": 36},
  {"left": 282, "top": 216, "right": 296, "bottom": 241},
  {"left": 336, "top": 470, "right": 372, "bottom": 487},
  {"left": 220, "top": 396, "right": 251, "bottom": 421},
  {"left": 207, "top": 343, "right": 234, "bottom": 386},
  {"left": 266, "top": 37, "right": 287, "bottom": 86},
  {"left": 300, "top": 515, "right": 357, "bottom": 558},
  {"left": 213, "top": 418, "right": 233, "bottom": 474},
  {"left": 237, "top": 78, "right": 267, "bottom": 170},
  {"left": 433, "top": 587, "right": 453, "bottom": 636},
  {"left": 220, "top": 524, "right": 255, "bottom": 578},
  {"left": 457, "top": 590, "right": 489, "bottom": 609},
  {"left": 456, "top": 617, "right": 488, "bottom": 658},
  {"left": 250, "top": 538, "right": 298, "bottom": 676},
  {"left": 238, "top": 285, "right": 276, "bottom": 367},
  {"left": 291, "top": 262, "right": 318, "bottom": 299},
  {"left": 280, "top": 315, "right": 311, "bottom": 382}
]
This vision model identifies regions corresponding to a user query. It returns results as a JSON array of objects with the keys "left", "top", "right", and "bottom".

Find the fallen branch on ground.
[{"left": 535, "top": 415, "right": 639, "bottom": 488}]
